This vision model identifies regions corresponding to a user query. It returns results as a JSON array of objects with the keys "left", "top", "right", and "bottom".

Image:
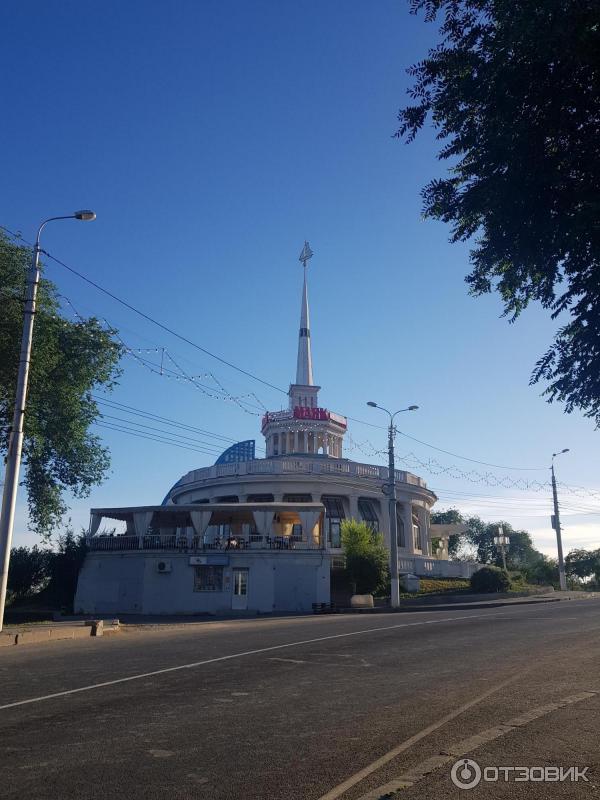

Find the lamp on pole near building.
[
  {"left": 0, "top": 211, "right": 96, "bottom": 631},
  {"left": 367, "top": 401, "right": 419, "bottom": 609},
  {"left": 493, "top": 525, "right": 510, "bottom": 571},
  {"left": 551, "top": 448, "right": 569, "bottom": 592}
]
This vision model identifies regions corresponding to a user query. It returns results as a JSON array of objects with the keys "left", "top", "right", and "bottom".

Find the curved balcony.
[{"left": 168, "top": 456, "right": 431, "bottom": 501}]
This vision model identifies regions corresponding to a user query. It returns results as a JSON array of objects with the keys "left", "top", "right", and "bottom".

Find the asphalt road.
[{"left": 1, "top": 600, "right": 599, "bottom": 800}]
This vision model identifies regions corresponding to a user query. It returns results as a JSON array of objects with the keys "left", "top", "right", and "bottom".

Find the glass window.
[
  {"left": 358, "top": 499, "right": 379, "bottom": 532},
  {"left": 247, "top": 494, "right": 274, "bottom": 502},
  {"left": 194, "top": 565, "right": 223, "bottom": 592},
  {"left": 396, "top": 505, "right": 406, "bottom": 547},
  {"left": 322, "top": 496, "right": 345, "bottom": 548},
  {"left": 412, "top": 510, "right": 421, "bottom": 551},
  {"left": 283, "top": 494, "right": 313, "bottom": 502},
  {"left": 291, "top": 523, "right": 303, "bottom": 540},
  {"left": 233, "top": 568, "right": 248, "bottom": 596}
]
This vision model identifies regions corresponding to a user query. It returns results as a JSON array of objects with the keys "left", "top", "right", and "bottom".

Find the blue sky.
[{"left": 3, "top": 0, "right": 599, "bottom": 555}]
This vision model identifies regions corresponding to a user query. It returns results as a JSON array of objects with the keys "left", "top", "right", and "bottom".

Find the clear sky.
[{"left": 3, "top": 0, "right": 599, "bottom": 556}]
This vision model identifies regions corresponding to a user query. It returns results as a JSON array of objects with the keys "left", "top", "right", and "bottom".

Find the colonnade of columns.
[{"left": 266, "top": 430, "right": 343, "bottom": 458}]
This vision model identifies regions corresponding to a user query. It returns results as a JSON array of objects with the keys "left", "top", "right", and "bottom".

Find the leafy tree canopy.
[
  {"left": 0, "top": 232, "right": 123, "bottom": 536},
  {"left": 341, "top": 519, "right": 389, "bottom": 595},
  {"left": 398, "top": 0, "right": 600, "bottom": 422},
  {"left": 565, "top": 547, "right": 600, "bottom": 581}
]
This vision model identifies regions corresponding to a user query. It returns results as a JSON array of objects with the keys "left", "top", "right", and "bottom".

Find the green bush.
[
  {"left": 341, "top": 519, "right": 389, "bottom": 595},
  {"left": 470, "top": 566, "right": 511, "bottom": 593}
]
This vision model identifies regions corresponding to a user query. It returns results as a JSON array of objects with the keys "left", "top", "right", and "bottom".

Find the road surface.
[{"left": 1, "top": 600, "right": 599, "bottom": 799}]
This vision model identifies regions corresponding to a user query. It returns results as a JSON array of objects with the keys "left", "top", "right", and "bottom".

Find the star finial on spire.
[{"left": 299, "top": 241, "right": 313, "bottom": 268}]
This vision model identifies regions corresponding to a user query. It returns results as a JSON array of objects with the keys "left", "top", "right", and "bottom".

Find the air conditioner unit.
[{"left": 156, "top": 560, "right": 172, "bottom": 574}]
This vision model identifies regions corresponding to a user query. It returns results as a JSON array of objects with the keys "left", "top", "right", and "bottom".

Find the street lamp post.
[
  {"left": 367, "top": 401, "right": 419, "bottom": 609},
  {"left": 493, "top": 526, "right": 510, "bottom": 571},
  {"left": 0, "top": 211, "right": 96, "bottom": 631},
  {"left": 551, "top": 449, "right": 569, "bottom": 592}
]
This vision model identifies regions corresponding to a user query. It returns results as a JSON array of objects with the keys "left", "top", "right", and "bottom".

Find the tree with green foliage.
[
  {"left": 341, "top": 519, "right": 389, "bottom": 595},
  {"left": 6, "top": 545, "right": 51, "bottom": 600},
  {"left": 566, "top": 548, "right": 600, "bottom": 583},
  {"left": 7, "top": 526, "right": 88, "bottom": 611},
  {"left": 47, "top": 527, "right": 88, "bottom": 610},
  {"left": 0, "top": 232, "right": 123, "bottom": 536},
  {"left": 398, "top": 0, "right": 600, "bottom": 423}
]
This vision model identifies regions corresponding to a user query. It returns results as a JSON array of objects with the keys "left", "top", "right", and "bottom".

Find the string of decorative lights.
[
  {"left": 2, "top": 223, "right": 598, "bottom": 499},
  {"left": 57, "top": 294, "right": 264, "bottom": 413}
]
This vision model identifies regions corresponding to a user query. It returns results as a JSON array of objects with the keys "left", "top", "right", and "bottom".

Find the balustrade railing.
[
  {"left": 174, "top": 457, "right": 428, "bottom": 494},
  {"left": 87, "top": 533, "right": 324, "bottom": 553}
]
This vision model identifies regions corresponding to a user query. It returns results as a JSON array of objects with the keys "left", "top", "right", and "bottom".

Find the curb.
[{"left": 0, "top": 621, "right": 120, "bottom": 647}]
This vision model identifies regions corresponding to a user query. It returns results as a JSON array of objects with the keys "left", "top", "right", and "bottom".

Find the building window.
[
  {"left": 396, "top": 505, "right": 406, "bottom": 547},
  {"left": 217, "top": 495, "right": 238, "bottom": 503},
  {"left": 273, "top": 434, "right": 279, "bottom": 456},
  {"left": 322, "top": 496, "right": 345, "bottom": 548},
  {"left": 247, "top": 494, "right": 274, "bottom": 502},
  {"left": 412, "top": 510, "right": 421, "bottom": 551},
  {"left": 283, "top": 494, "right": 313, "bottom": 502},
  {"left": 194, "top": 565, "right": 223, "bottom": 592},
  {"left": 291, "top": 523, "right": 303, "bottom": 541},
  {"left": 358, "top": 499, "right": 379, "bottom": 533}
]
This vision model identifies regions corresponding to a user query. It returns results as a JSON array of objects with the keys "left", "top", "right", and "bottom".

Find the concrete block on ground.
[
  {"left": 400, "top": 573, "right": 420, "bottom": 593},
  {"left": 86, "top": 619, "right": 104, "bottom": 636},
  {"left": 350, "top": 594, "right": 374, "bottom": 608}
]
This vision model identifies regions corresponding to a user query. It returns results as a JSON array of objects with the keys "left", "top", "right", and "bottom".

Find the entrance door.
[{"left": 231, "top": 568, "right": 249, "bottom": 610}]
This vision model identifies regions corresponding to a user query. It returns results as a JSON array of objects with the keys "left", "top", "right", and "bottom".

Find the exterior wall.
[
  {"left": 167, "top": 460, "right": 436, "bottom": 558},
  {"left": 75, "top": 550, "right": 331, "bottom": 616}
]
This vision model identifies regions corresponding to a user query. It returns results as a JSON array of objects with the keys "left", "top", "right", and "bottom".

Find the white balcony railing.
[
  {"left": 174, "top": 457, "right": 428, "bottom": 497},
  {"left": 87, "top": 533, "right": 324, "bottom": 553}
]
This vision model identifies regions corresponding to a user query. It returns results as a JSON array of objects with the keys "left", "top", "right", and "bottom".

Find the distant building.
[{"left": 75, "top": 243, "right": 478, "bottom": 616}]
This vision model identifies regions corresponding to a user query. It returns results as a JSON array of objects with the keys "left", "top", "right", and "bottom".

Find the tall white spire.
[{"left": 296, "top": 242, "right": 314, "bottom": 386}]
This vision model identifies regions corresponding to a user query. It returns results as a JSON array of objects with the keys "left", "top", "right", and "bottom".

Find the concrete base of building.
[{"left": 75, "top": 550, "right": 331, "bottom": 616}]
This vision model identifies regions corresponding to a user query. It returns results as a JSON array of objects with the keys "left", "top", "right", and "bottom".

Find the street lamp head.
[
  {"left": 552, "top": 448, "right": 570, "bottom": 459},
  {"left": 367, "top": 401, "right": 378, "bottom": 408},
  {"left": 408, "top": 405, "right": 419, "bottom": 411},
  {"left": 74, "top": 210, "right": 96, "bottom": 221}
]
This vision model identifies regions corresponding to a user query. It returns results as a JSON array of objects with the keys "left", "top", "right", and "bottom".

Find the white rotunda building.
[{"left": 75, "top": 244, "right": 477, "bottom": 616}]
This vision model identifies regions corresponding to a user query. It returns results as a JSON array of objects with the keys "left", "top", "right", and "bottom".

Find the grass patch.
[{"left": 398, "top": 577, "right": 471, "bottom": 598}]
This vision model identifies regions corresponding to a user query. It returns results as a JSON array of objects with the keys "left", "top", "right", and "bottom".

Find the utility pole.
[
  {"left": 551, "top": 449, "right": 569, "bottom": 591},
  {"left": 0, "top": 212, "right": 95, "bottom": 631},
  {"left": 367, "top": 401, "right": 419, "bottom": 608},
  {"left": 386, "top": 420, "right": 400, "bottom": 608}
]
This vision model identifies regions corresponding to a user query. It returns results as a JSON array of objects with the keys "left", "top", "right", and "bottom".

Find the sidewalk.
[{"left": 0, "top": 619, "right": 120, "bottom": 647}]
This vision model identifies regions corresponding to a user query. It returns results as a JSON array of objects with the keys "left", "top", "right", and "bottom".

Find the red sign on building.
[{"left": 293, "top": 406, "right": 329, "bottom": 421}]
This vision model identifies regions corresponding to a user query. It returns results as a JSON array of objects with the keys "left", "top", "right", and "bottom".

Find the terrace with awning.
[{"left": 86, "top": 502, "right": 325, "bottom": 552}]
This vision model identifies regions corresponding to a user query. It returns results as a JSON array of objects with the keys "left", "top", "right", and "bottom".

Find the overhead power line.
[
  {"left": 92, "top": 396, "right": 265, "bottom": 455},
  {"left": 2, "top": 223, "right": 598, "bottom": 497},
  {"left": 97, "top": 413, "right": 226, "bottom": 453},
  {"left": 94, "top": 421, "right": 223, "bottom": 457},
  {"left": 0, "top": 224, "right": 286, "bottom": 395}
]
